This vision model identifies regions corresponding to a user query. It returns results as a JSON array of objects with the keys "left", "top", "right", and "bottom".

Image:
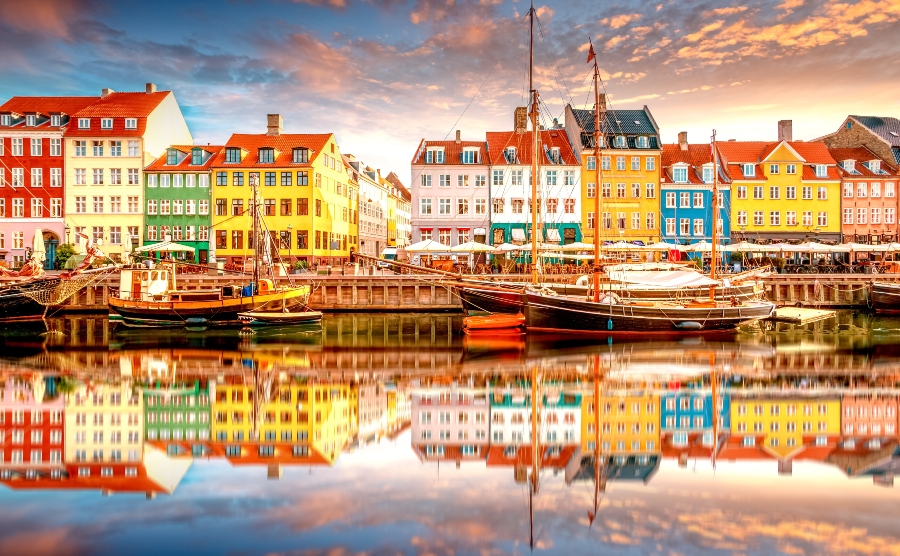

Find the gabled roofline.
[{"left": 761, "top": 140, "right": 806, "bottom": 163}]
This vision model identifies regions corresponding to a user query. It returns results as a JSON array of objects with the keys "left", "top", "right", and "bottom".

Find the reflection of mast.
[
  {"left": 245, "top": 359, "right": 277, "bottom": 442},
  {"left": 589, "top": 353, "right": 606, "bottom": 527},
  {"left": 529, "top": 361, "right": 542, "bottom": 551}
]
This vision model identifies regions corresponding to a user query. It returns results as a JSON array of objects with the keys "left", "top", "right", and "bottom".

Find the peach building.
[{"left": 841, "top": 395, "right": 898, "bottom": 437}]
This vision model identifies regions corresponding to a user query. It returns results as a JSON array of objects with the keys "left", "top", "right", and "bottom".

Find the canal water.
[{"left": 1, "top": 312, "right": 899, "bottom": 555}]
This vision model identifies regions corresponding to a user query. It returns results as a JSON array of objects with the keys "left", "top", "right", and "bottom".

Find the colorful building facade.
[
  {"left": 143, "top": 145, "right": 222, "bottom": 262},
  {"left": 564, "top": 101, "right": 661, "bottom": 245},
  {"left": 729, "top": 397, "right": 841, "bottom": 459},
  {"left": 582, "top": 393, "right": 660, "bottom": 454},
  {"left": 829, "top": 147, "right": 899, "bottom": 244},
  {"left": 144, "top": 382, "right": 212, "bottom": 443},
  {"left": 63, "top": 85, "right": 193, "bottom": 259},
  {"left": 0, "top": 376, "right": 65, "bottom": 470},
  {"left": 209, "top": 115, "right": 358, "bottom": 267},
  {"left": 64, "top": 383, "right": 144, "bottom": 464},
  {"left": 0, "top": 96, "right": 97, "bottom": 268},
  {"left": 840, "top": 395, "right": 898, "bottom": 437}
]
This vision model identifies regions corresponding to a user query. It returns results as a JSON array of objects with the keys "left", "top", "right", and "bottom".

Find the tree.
[{"left": 55, "top": 243, "right": 76, "bottom": 270}]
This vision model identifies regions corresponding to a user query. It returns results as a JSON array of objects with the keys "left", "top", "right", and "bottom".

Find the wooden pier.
[{"left": 43, "top": 271, "right": 896, "bottom": 313}]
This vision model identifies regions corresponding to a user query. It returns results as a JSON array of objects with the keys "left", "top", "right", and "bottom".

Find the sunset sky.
[{"left": 2, "top": 0, "right": 899, "bottom": 185}]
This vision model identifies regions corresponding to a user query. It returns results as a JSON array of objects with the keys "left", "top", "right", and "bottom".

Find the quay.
[{"left": 45, "top": 271, "right": 894, "bottom": 313}]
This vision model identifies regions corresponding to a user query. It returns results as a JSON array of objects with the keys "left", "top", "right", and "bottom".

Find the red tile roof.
[
  {"left": 828, "top": 147, "right": 900, "bottom": 178},
  {"left": 715, "top": 141, "right": 770, "bottom": 164},
  {"left": 718, "top": 435, "right": 774, "bottom": 460},
  {"left": 411, "top": 139, "right": 488, "bottom": 165},
  {"left": 787, "top": 141, "right": 837, "bottom": 164},
  {"left": 210, "top": 133, "right": 333, "bottom": 168},
  {"left": 485, "top": 444, "right": 578, "bottom": 468},
  {"left": 64, "top": 91, "right": 172, "bottom": 138},
  {"left": 660, "top": 144, "right": 730, "bottom": 185},
  {"left": 0, "top": 96, "right": 99, "bottom": 130},
  {"left": 485, "top": 130, "right": 579, "bottom": 165},
  {"left": 144, "top": 145, "right": 225, "bottom": 171},
  {"left": 385, "top": 171, "right": 411, "bottom": 201},
  {"left": 0, "top": 464, "right": 172, "bottom": 494}
]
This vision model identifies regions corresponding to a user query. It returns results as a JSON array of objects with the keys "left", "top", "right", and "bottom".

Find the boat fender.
[
  {"left": 185, "top": 317, "right": 208, "bottom": 325},
  {"left": 674, "top": 321, "right": 703, "bottom": 330},
  {"left": 576, "top": 275, "right": 590, "bottom": 286},
  {"left": 607, "top": 318, "right": 613, "bottom": 330}
]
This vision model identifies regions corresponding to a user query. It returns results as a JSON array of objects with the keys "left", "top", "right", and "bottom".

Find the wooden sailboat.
[{"left": 109, "top": 174, "right": 310, "bottom": 327}]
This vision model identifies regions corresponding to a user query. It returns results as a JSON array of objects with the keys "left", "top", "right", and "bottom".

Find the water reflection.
[{"left": 0, "top": 313, "right": 899, "bottom": 555}]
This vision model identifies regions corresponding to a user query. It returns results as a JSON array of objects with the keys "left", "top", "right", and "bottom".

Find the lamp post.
[{"left": 65, "top": 223, "right": 70, "bottom": 245}]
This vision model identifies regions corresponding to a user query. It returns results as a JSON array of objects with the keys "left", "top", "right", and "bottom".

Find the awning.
[
  {"left": 546, "top": 228, "right": 561, "bottom": 242},
  {"left": 136, "top": 241, "right": 196, "bottom": 253},
  {"left": 606, "top": 270, "right": 719, "bottom": 288},
  {"left": 511, "top": 228, "right": 526, "bottom": 241},
  {"left": 473, "top": 228, "right": 486, "bottom": 236}
]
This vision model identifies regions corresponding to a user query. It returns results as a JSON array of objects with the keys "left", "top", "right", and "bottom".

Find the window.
[
  {"left": 817, "top": 211, "right": 827, "bottom": 227},
  {"left": 817, "top": 186, "right": 827, "bottom": 200},
  {"left": 50, "top": 198, "right": 62, "bottom": 217},
  {"left": 693, "top": 218, "right": 703, "bottom": 235},
  {"left": 225, "top": 148, "right": 241, "bottom": 163},
  {"left": 438, "top": 198, "right": 451, "bottom": 215},
  {"left": 232, "top": 172, "right": 244, "bottom": 186},
  {"left": 587, "top": 156, "right": 596, "bottom": 170},
  {"left": 632, "top": 183, "right": 641, "bottom": 198},
  {"left": 802, "top": 186, "right": 812, "bottom": 200},
  {"left": 679, "top": 218, "right": 690, "bottom": 235},
  {"left": 124, "top": 118, "right": 137, "bottom": 129},
  {"left": 264, "top": 172, "right": 276, "bottom": 186},
  {"left": 753, "top": 186, "right": 763, "bottom": 199},
  {"left": 458, "top": 174, "right": 469, "bottom": 187},
  {"left": 632, "top": 212, "right": 641, "bottom": 230},
  {"left": 786, "top": 210, "right": 797, "bottom": 225},
  {"left": 564, "top": 198, "right": 575, "bottom": 213},
  {"left": 673, "top": 167, "right": 688, "bottom": 183},
  {"left": 665, "top": 218, "right": 675, "bottom": 236},
  {"left": 602, "top": 183, "right": 611, "bottom": 198},
  {"left": 679, "top": 192, "right": 690, "bottom": 208},
  {"left": 872, "top": 207, "right": 882, "bottom": 224},
  {"left": 815, "top": 164, "right": 827, "bottom": 177},
  {"left": 280, "top": 172, "right": 292, "bottom": 186},
  {"left": 770, "top": 211, "right": 781, "bottom": 226},
  {"left": 616, "top": 156, "right": 626, "bottom": 171},
  {"left": 30, "top": 137, "right": 42, "bottom": 156},
  {"left": 646, "top": 212, "right": 655, "bottom": 230},
  {"left": 474, "top": 198, "right": 486, "bottom": 214},
  {"left": 665, "top": 192, "right": 676, "bottom": 208},
  {"left": 631, "top": 156, "right": 640, "bottom": 171},
  {"left": 802, "top": 211, "right": 812, "bottom": 226},
  {"left": 743, "top": 164, "right": 755, "bottom": 177},
  {"left": 886, "top": 182, "right": 895, "bottom": 197},
  {"left": 420, "top": 198, "right": 432, "bottom": 215},
  {"left": 769, "top": 164, "right": 779, "bottom": 174},
  {"left": 693, "top": 192, "right": 703, "bottom": 207},
  {"left": 886, "top": 208, "right": 895, "bottom": 224},
  {"left": 426, "top": 149, "right": 445, "bottom": 163},
  {"left": 128, "top": 169, "right": 138, "bottom": 184},
  {"left": 769, "top": 186, "right": 780, "bottom": 200},
  {"left": 872, "top": 182, "right": 881, "bottom": 197},
  {"left": 30, "top": 168, "right": 42, "bottom": 187},
  {"left": 110, "top": 196, "right": 121, "bottom": 213},
  {"left": 586, "top": 182, "right": 596, "bottom": 198},
  {"left": 753, "top": 211, "right": 764, "bottom": 226},
  {"left": 736, "top": 186, "right": 747, "bottom": 199},
  {"left": 786, "top": 163, "right": 796, "bottom": 174},
  {"left": 601, "top": 156, "right": 610, "bottom": 170}
]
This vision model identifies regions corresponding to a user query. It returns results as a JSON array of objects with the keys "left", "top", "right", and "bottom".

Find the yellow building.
[
  {"left": 64, "top": 84, "right": 192, "bottom": 258},
  {"left": 730, "top": 397, "right": 841, "bottom": 458},
  {"left": 582, "top": 393, "right": 660, "bottom": 454},
  {"left": 565, "top": 101, "right": 662, "bottom": 245},
  {"left": 64, "top": 383, "right": 145, "bottom": 464},
  {"left": 211, "top": 377, "right": 352, "bottom": 465},
  {"left": 719, "top": 139, "right": 842, "bottom": 243},
  {"left": 209, "top": 115, "right": 358, "bottom": 266}
]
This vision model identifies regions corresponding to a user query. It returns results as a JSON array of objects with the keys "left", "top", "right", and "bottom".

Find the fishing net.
[{"left": 20, "top": 267, "right": 116, "bottom": 307}]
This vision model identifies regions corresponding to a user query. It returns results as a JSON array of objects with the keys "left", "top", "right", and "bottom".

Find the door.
[{"left": 45, "top": 240, "right": 58, "bottom": 270}]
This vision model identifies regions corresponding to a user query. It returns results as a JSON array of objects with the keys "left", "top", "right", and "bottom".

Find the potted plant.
[
  {"left": 772, "top": 257, "right": 786, "bottom": 273},
  {"left": 730, "top": 252, "right": 745, "bottom": 272},
  {"left": 491, "top": 262, "right": 501, "bottom": 274},
  {"left": 292, "top": 260, "right": 308, "bottom": 274}
]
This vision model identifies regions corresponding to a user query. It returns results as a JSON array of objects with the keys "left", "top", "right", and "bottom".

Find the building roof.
[
  {"left": 0, "top": 96, "right": 99, "bottom": 130},
  {"left": 717, "top": 141, "right": 839, "bottom": 182},
  {"left": 715, "top": 141, "right": 771, "bottom": 164},
  {"left": 485, "top": 130, "right": 579, "bottom": 165},
  {"left": 65, "top": 91, "right": 172, "bottom": 138},
  {"left": 485, "top": 444, "right": 578, "bottom": 469},
  {"left": 144, "top": 145, "right": 225, "bottom": 172},
  {"left": 411, "top": 139, "right": 488, "bottom": 165},
  {"left": 852, "top": 116, "right": 900, "bottom": 148},
  {"left": 569, "top": 106, "right": 660, "bottom": 150},
  {"left": 718, "top": 435, "right": 774, "bottom": 460},
  {"left": 210, "top": 133, "right": 333, "bottom": 168},
  {"left": 661, "top": 144, "right": 730, "bottom": 185},
  {"left": 385, "top": 171, "right": 411, "bottom": 201},
  {"left": 828, "top": 147, "right": 900, "bottom": 178}
]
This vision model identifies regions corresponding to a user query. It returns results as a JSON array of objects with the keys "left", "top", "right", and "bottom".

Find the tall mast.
[
  {"left": 529, "top": 1, "right": 540, "bottom": 286},
  {"left": 252, "top": 172, "right": 261, "bottom": 291},
  {"left": 710, "top": 130, "right": 719, "bottom": 300},
  {"left": 592, "top": 40, "right": 601, "bottom": 267}
]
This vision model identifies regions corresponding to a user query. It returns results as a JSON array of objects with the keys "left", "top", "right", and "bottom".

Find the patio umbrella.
[
  {"left": 645, "top": 241, "right": 679, "bottom": 250},
  {"left": 450, "top": 241, "right": 495, "bottom": 253},
  {"left": 559, "top": 241, "right": 595, "bottom": 251},
  {"left": 603, "top": 241, "right": 645, "bottom": 251},
  {"left": 679, "top": 241, "right": 713, "bottom": 252},
  {"left": 135, "top": 240, "right": 196, "bottom": 253},
  {"left": 405, "top": 239, "right": 451, "bottom": 252},
  {"left": 493, "top": 243, "right": 522, "bottom": 252},
  {"left": 32, "top": 228, "right": 46, "bottom": 264}
]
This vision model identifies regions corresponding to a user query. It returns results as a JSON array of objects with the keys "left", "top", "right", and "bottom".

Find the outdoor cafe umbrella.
[
  {"left": 450, "top": 241, "right": 495, "bottom": 253},
  {"left": 405, "top": 239, "right": 451, "bottom": 253},
  {"left": 493, "top": 243, "right": 521, "bottom": 252},
  {"left": 32, "top": 228, "right": 46, "bottom": 265},
  {"left": 559, "top": 241, "right": 596, "bottom": 251},
  {"left": 645, "top": 241, "right": 679, "bottom": 250},
  {"left": 602, "top": 241, "right": 645, "bottom": 251},
  {"left": 135, "top": 240, "right": 196, "bottom": 253}
]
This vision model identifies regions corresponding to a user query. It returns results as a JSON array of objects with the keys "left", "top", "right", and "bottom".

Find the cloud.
[
  {"left": 0, "top": 0, "right": 93, "bottom": 39},
  {"left": 601, "top": 13, "right": 642, "bottom": 29}
]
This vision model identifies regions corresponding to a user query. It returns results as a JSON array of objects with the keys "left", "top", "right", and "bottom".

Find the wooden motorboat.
[
  {"left": 463, "top": 313, "right": 525, "bottom": 331},
  {"left": 872, "top": 281, "right": 900, "bottom": 313},
  {"left": 238, "top": 309, "right": 323, "bottom": 326}
]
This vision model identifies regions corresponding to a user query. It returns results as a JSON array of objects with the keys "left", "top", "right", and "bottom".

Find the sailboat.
[{"left": 108, "top": 173, "right": 311, "bottom": 327}]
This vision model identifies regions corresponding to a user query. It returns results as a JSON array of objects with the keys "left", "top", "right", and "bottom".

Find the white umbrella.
[
  {"left": 450, "top": 241, "right": 495, "bottom": 253},
  {"left": 722, "top": 241, "right": 757, "bottom": 252},
  {"left": 32, "top": 228, "right": 46, "bottom": 264},
  {"left": 645, "top": 241, "right": 680, "bottom": 250},
  {"left": 518, "top": 242, "right": 557, "bottom": 251},
  {"left": 135, "top": 240, "right": 196, "bottom": 254},
  {"left": 603, "top": 241, "right": 645, "bottom": 251},
  {"left": 679, "top": 241, "right": 713, "bottom": 252},
  {"left": 406, "top": 239, "right": 451, "bottom": 253},
  {"left": 559, "top": 241, "right": 595, "bottom": 251},
  {"left": 493, "top": 243, "right": 522, "bottom": 252}
]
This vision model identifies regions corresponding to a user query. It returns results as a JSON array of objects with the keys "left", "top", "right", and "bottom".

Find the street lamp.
[{"left": 64, "top": 223, "right": 70, "bottom": 245}]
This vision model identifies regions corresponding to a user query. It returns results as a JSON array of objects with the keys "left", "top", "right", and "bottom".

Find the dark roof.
[
  {"left": 571, "top": 107, "right": 660, "bottom": 150},
  {"left": 851, "top": 116, "right": 900, "bottom": 164},
  {"left": 568, "top": 454, "right": 660, "bottom": 485}
]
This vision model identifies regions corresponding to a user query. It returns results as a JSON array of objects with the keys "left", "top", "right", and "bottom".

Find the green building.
[
  {"left": 144, "top": 381, "right": 213, "bottom": 443},
  {"left": 143, "top": 145, "right": 222, "bottom": 264}
]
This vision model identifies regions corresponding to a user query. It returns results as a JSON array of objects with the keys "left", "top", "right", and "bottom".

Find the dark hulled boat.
[
  {"left": 872, "top": 282, "right": 900, "bottom": 313},
  {"left": 0, "top": 277, "right": 62, "bottom": 321}
]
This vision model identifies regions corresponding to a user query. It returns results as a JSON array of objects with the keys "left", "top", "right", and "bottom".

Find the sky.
[{"left": 2, "top": 0, "right": 900, "bottom": 186}]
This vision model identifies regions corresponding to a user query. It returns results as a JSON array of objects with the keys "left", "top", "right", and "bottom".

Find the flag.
[{"left": 587, "top": 43, "right": 596, "bottom": 64}]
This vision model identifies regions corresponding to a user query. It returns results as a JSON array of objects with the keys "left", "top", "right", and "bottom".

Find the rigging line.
[
  {"left": 533, "top": 11, "right": 577, "bottom": 111},
  {"left": 441, "top": 57, "right": 503, "bottom": 143}
]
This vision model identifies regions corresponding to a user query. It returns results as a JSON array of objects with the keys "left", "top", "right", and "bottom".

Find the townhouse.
[
  {"left": 564, "top": 100, "right": 661, "bottom": 245},
  {"left": 0, "top": 96, "right": 98, "bottom": 268},
  {"left": 829, "top": 147, "right": 899, "bottom": 244},
  {"left": 64, "top": 84, "right": 192, "bottom": 260}
]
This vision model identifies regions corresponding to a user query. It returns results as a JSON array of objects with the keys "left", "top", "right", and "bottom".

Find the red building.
[
  {"left": 0, "top": 96, "right": 98, "bottom": 269},
  {"left": 0, "top": 375, "right": 65, "bottom": 472}
]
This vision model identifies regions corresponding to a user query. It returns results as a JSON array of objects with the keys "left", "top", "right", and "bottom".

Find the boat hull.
[
  {"left": 238, "top": 310, "right": 323, "bottom": 326},
  {"left": 109, "top": 286, "right": 311, "bottom": 327},
  {"left": 872, "top": 282, "right": 900, "bottom": 313},
  {"left": 524, "top": 292, "right": 775, "bottom": 335},
  {"left": 0, "top": 278, "right": 62, "bottom": 322},
  {"left": 458, "top": 281, "right": 764, "bottom": 315}
]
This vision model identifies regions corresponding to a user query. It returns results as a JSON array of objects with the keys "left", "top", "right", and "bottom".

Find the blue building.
[
  {"left": 660, "top": 388, "right": 731, "bottom": 446},
  {"left": 660, "top": 133, "right": 732, "bottom": 260}
]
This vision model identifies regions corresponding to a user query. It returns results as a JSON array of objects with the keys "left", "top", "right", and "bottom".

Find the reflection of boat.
[
  {"left": 463, "top": 313, "right": 524, "bottom": 331},
  {"left": 238, "top": 309, "right": 323, "bottom": 326}
]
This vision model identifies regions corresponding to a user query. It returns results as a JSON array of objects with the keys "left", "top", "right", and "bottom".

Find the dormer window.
[
  {"left": 50, "top": 115, "right": 60, "bottom": 127},
  {"left": 78, "top": 118, "right": 90, "bottom": 129},
  {"left": 867, "top": 160, "right": 882, "bottom": 173},
  {"left": 292, "top": 148, "right": 309, "bottom": 164},
  {"left": 191, "top": 148, "right": 203, "bottom": 166},
  {"left": 101, "top": 118, "right": 113, "bottom": 130},
  {"left": 125, "top": 118, "right": 137, "bottom": 129},
  {"left": 461, "top": 148, "right": 477, "bottom": 164},
  {"left": 26, "top": 115, "right": 36, "bottom": 127},
  {"left": 547, "top": 147, "right": 561, "bottom": 164},
  {"left": 0, "top": 114, "right": 10, "bottom": 126},
  {"left": 702, "top": 166, "right": 714, "bottom": 184},
  {"left": 225, "top": 147, "right": 241, "bottom": 163},
  {"left": 258, "top": 147, "right": 275, "bottom": 164},
  {"left": 869, "top": 439, "right": 881, "bottom": 449},
  {"left": 166, "top": 149, "right": 179, "bottom": 166},
  {"left": 426, "top": 148, "right": 444, "bottom": 164},
  {"left": 843, "top": 439, "right": 855, "bottom": 449},
  {"left": 615, "top": 135, "right": 626, "bottom": 148},
  {"left": 842, "top": 160, "right": 856, "bottom": 173},
  {"left": 815, "top": 164, "right": 828, "bottom": 178},
  {"left": 637, "top": 136, "right": 648, "bottom": 148},
  {"left": 742, "top": 164, "right": 755, "bottom": 177},
  {"left": 504, "top": 147, "right": 517, "bottom": 164},
  {"left": 673, "top": 166, "right": 688, "bottom": 183}
]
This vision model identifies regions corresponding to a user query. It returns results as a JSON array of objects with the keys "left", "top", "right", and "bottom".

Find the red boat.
[{"left": 463, "top": 313, "right": 525, "bottom": 332}]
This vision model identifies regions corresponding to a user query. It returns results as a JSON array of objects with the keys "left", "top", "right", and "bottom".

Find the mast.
[
  {"left": 709, "top": 130, "right": 719, "bottom": 301},
  {"left": 529, "top": 1, "right": 540, "bottom": 286},
  {"left": 590, "top": 39, "right": 602, "bottom": 302},
  {"left": 251, "top": 172, "right": 261, "bottom": 292}
]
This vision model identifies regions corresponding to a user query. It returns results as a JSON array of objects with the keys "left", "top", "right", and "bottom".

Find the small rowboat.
[
  {"left": 238, "top": 309, "right": 323, "bottom": 326},
  {"left": 463, "top": 313, "right": 525, "bottom": 332}
]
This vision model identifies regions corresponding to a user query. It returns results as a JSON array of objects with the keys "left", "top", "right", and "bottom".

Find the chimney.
[
  {"left": 778, "top": 119, "right": 793, "bottom": 142},
  {"left": 455, "top": 130, "right": 461, "bottom": 144},
  {"left": 678, "top": 131, "right": 688, "bottom": 151},
  {"left": 101, "top": 88, "right": 115, "bottom": 98},
  {"left": 266, "top": 114, "right": 283, "bottom": 136},
  {"left": 145, "top": 83, "right": 157, "bottom": 94}
]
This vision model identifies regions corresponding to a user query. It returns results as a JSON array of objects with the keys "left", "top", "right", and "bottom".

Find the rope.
[{"left": 20, "top": 267, "right": 117, "bottom": 306}]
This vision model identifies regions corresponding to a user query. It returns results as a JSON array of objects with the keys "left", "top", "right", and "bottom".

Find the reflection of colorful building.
[
  {"left": 827, "top": 437, "right": 899, "bottom": 487},
  {"left": 582, "top": 393, "right": 659, "bottom": 454},
  {"left": 64, "top": 383, "right": 144, "bottom": 464},
  {"left": 355, "top": 381, "right": 387, "bottom": 445},
  {"left": 211, "top": 376, "right": 351, "bottom": 471},
  {"left": 0, "top": 375, "right": 65, "bottom": 469},
  {"left": 729, "top": 397, "right": 841, "bottom": 459},
  {"left": 144, "top": 381, "right": 212, "bottom": 443},
  {"left": 660, "top": 389, "right": 730, "bottom": 438},
  {"left": 566, "top": 454, "right": 661, "bottom": 486},
  {"left": 486, "top": 444, "right": 579, "bottom": 484},
  {"left": 412, "top": 385, "right": 489, "bottom": 453},
  {"left": 490, "top": 386, "right": 580, "bottom": 446},
  {"left": 840, "top": 395, "right": 898, "bottom": 437}
]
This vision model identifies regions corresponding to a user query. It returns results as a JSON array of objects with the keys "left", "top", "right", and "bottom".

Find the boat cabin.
[{"left": 117, "top": 264, "right": 274, "bottom": 302}]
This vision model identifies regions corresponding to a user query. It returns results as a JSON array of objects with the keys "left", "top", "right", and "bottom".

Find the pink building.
[
  {"left": 0, "top": 375, "right": 65, "bottom": 473},
  {"left": 830, "top": 147, "right": 900, "bottom": 244},
  {"left": 841, "top": 395, "right": 898, "bottom": 437},
  {"left": 410, "top": 384, "right": 489, "bottom": 455}
]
